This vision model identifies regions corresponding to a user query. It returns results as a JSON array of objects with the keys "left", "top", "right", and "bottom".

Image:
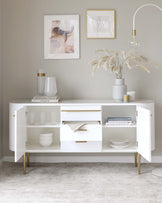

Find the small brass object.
[{"left": 124, "top": 95, "right": 129, "bottom": 102}]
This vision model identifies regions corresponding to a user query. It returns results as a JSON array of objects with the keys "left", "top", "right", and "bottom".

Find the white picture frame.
[
  {"left": 86, "top": 10, "right": 116, "bottom": 39},
  {"left": 44, "top": 15, "right": 79, "bottom": 59}
]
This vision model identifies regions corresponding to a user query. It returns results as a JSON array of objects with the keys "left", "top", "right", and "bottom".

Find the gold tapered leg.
[
  {"left": 23, "top": 153, "right": 26, "bottom": 175},
  {"left": 135, "top": 152, "right": 137, "bottom": 167},
  {"left": 138, "top": 153, "right": 141, "bottom": 174},
  {"left": 27, "top": 153, "right": 30, "bottom": 167}
]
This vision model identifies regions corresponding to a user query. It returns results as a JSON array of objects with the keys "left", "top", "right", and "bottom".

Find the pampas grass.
[{"left": 90, "top": 49, "right": 157, "bottom": 78}]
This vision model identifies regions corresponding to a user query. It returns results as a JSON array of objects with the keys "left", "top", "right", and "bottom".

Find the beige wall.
[
  {"left": 2, "top": 0, "right": 162, "bottom": 156},
  {"left": 0, "top": 0, "right": 2, "bottom": 159}
]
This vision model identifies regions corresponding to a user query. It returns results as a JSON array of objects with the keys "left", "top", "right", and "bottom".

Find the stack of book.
[
  {"left": 32, "top": 95, "right": 60, "bottom": 103},
  {"left": 106, "top": 117, "right": 133, "bottom": 126}
]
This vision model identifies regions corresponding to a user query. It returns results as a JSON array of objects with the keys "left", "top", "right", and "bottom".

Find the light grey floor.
[{"left": 0, "top": 162, "right": 162, "bottom": 203}]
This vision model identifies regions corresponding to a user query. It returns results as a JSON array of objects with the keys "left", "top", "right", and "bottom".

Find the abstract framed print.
[
  {"left": 44, "top": 15, "right": 79, "bottom": 59},
  {"left": 87, "top": 10, "right": 116, "bottom": 39}
]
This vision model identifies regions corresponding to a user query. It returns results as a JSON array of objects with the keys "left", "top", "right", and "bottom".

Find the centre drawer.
[
  {"left": 61, "top": 105, "right": 102, "bottom": 121},
  {"left": 60, "top": 124, "right": 102, "bottom": 141}
]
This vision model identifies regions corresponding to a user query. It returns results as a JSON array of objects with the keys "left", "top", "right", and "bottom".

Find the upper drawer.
[{"left": 61, "top": 105, "right": 102, "bottom": 121}]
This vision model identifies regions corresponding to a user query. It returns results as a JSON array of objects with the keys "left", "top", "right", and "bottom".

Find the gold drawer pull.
[
  {"left": 75, "top": 141, "right": 87, "bottom": 143},
  {"left": 61, "top": 110, "right": 101, "bottom": 112},
  {"left": 13, "top": 115, "right": 15, "bottom": 117},
  {"left": 76, "top": 129, "right": 87, "bottom": 131}
]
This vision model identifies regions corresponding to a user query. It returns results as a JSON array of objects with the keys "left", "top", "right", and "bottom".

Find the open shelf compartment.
[
  {"left": 26, "top": 106, "right": 60, "bottom": 126},
  {"left": 102, "top": 127, "right": 137, "bottom": 152},
  {"left": 102, "top": 105, "right": 136, "bottom": 126},
  {"left": 26, "top": 128, "right": 60, "bottom": 152}
]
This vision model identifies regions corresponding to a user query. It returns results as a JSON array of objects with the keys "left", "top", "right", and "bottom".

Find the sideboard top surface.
[{"left": 10, "top": 99, "right": 154, "bottom": 106}]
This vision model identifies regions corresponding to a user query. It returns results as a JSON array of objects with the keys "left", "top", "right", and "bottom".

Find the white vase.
[
  {"left": 37, "top": 69, "right": 46, "bottom": 96},
  {"left": 112, "top": 79, "right": 127, "bottom": 101},
  {"left": 44, "top": 77, "right": 57, "bottom": 97}
]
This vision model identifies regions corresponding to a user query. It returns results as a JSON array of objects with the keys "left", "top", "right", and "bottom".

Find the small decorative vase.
[
  {"left": 44, "top": 77, "right": 57, "bottom": 97},
  {"left": 112, "top": 78, "right": 127, "bottom": 102},
  {"left": 37, "top": 70, "right": 46, "bottom": 96}
]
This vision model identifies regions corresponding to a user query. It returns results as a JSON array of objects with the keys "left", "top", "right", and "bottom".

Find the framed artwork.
[
  {"left": 86, "top": 10, "right": 116, "bottom": 39},
  {"left": 44, "top": 15, "right": 79, "bottom": 59}
]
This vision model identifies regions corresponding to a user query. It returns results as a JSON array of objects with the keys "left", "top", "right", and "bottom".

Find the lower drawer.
[{"left": 61, "top": 141, "right": 102, "bottom": 152}]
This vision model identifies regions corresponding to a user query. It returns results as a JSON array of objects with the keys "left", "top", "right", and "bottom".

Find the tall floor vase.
[{"left": 112, "top": 79, "right": 127, "bottom": 102}]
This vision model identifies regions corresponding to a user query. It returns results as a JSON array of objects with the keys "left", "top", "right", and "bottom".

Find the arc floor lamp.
[{"left": 130, "top": 3, "right": 162, "bottom": 177}]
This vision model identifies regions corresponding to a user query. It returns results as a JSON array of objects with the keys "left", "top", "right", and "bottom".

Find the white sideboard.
[{"left": 9, "top": 100, "right": 155, "bottom": 174}]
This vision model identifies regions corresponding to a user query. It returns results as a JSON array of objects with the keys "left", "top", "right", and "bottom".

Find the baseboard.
[{"left": 3, "top": 154, "right": 162, "bottom": 163}]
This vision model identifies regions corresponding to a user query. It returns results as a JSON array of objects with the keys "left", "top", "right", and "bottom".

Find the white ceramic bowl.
[
  {"left": 39, "top": 133, "right": 53, "bottom": 147},
  {"left": 110, "top": 139, "right": 129, "bottom": 146}
]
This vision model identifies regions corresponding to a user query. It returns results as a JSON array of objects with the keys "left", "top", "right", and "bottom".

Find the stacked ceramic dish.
[
  {"left": 109, "top": 139, "right": 129, "bottom": 149},
  {"left": 39, "top": 133, "right": 53, "bottom": 147}
]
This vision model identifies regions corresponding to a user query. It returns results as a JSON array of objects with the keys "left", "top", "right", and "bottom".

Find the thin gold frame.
[{"left": 86, "top": 9, "right": 116, "bottom": 39}]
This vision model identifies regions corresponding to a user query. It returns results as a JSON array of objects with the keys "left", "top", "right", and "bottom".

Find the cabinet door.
[
  {"left": 15, "top": 107, "right": 26, "bottom": 162},
  {"left": 137, "top": 106, "right": 152, "bottom": 162}
]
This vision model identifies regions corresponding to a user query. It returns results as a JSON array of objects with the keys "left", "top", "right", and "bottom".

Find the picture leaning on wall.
[{"left": 44, "top": 15, "right": 79, "bottom": 59}]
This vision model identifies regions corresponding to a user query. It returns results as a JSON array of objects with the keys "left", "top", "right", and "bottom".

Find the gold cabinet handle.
[
  {"left": 75, "top": 141, "right": 87, "bottom": 143},
  {"left": 76, "top": 129, "right": 87, "bottom": 131},
  {"left": 13, "top": 115, "right": 15, "bottom": 117}
]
